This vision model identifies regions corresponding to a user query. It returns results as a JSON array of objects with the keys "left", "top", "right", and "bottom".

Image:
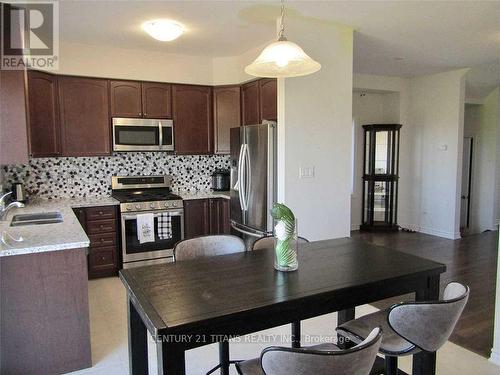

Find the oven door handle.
[{"left": 122, "top": 211, "right": 183, "bottom": 220}]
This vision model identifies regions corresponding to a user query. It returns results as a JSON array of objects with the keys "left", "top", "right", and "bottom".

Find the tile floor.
[{"left": 68, "top": 277, "right": 500, "bottom": 375}]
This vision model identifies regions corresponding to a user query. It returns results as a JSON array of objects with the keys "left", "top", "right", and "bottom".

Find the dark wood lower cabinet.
[
  {"left": 73, "top": 205, "right": 119, "bottom": 278},
  {"left": 184, "top": 198, "right": 230, "bottom": 239},
  {"left": 210, "top": 198, "right": 231, "bottom": 235},
  {"left": 0, "top": 248, "right": 92, "bottom": 374},
  {"left": 184, "top": 199, "right": 211, "bottom": 239}
]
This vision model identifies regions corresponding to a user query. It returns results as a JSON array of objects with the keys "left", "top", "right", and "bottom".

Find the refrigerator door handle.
[
  {"left": 244, "top": 143, "right": 251, "bottom": 211},
  {"left": 237, "top": 144, "right": 246, "bottom": 211},
  {"left": 240, "top": 144, "right": 249, "bottom": 211},
  {"left": 230, "top": 221, "right": 267, "bottom": 238}
]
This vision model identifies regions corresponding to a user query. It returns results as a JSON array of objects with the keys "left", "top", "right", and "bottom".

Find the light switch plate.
[{"left": 299, "top": 166, "right": 315, "bottom": 179}]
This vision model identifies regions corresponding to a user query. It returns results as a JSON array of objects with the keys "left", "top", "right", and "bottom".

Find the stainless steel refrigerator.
[{"left": 230, "top": 121, "right": 277, "bottom": 239}]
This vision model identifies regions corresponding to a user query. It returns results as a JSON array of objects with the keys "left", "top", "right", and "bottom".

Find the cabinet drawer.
[
  {"left": 89, "top": 233, "right": 116, "bottom": 248},
  {"left": 86, "top": 219, "right": 116, "bottom": 235},
  {"left": 88, "top": 246, "right": 117, "bottom": 271},
  {"left": 86, "top": 206, "right": 116, "bottom": 221}
]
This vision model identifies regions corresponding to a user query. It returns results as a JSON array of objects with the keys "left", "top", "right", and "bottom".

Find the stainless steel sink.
[{"left": 10, "top": 211, "right": 63, "bottom": 226}]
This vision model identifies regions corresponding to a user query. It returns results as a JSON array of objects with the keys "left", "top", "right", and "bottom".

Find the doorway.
[{"left": 460, "top": 137, "right": 473, "bottom": 235}]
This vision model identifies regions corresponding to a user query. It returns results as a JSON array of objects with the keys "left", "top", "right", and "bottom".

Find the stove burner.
[{"left": 111, "top": 188, "right": 181, "bottom": 203}]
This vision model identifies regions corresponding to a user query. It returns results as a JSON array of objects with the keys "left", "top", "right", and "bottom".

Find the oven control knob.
[
  {"left": 150, "top": 203, "right": 155, "bottom": 209},
  {"left": 172, "top": 202, "right": 178, "bottom": 207},
  {"left": 126, "top": 206, "right": 132, "bottom": 211},
  {"left": 135, "top": 204, "right": 141, "bottom": 210},
  {"left": 164, "top": 202, "right": 169, "bottom": 207}
]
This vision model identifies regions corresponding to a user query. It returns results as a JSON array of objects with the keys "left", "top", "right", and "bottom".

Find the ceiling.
[{"left": 59, "top": 1, "right": 500, "bottom": 81}]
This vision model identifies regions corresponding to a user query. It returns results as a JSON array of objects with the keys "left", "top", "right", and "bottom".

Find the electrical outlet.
[{"left": 299, "top": 166, "right": 315, "bottom": 179}]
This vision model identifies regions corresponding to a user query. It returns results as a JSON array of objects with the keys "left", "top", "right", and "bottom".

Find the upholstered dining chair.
[
  {"left": 173, "top": 234, "right": 246, "bottom": 375},
  {"left": 252, "top": 235, "right": 310, "bottom": 348},
  {"left": 336, "top": 282, "right": 469, "bottom": 375},
  {"left": 236, "top": 327, "right": 382, "bottom": 375}
]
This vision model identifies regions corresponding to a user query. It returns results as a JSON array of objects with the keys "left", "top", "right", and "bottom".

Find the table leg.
[
  {"left": 412, "top": 275, "right": 440, "bottom": 375},
  {"left": 157, "top": 339, "right": 186, "bottom": 375},
  {"left": 128, "top": 298, "right": 148, "bottom": 375},
  {"left": 337, "top": 307, "right": 355, "bottom": 349},
  {"left": 291, "top": 321, "right": 301, "bottom": 348},
  {"left": 219, "top": 341, "right": 230, "bottom": 375}
]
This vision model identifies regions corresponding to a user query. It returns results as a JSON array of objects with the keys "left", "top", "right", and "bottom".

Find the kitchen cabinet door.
[
  {"left": 213, "top": 86, "right": 240, "bottom": 154},
  {"left": 142, "top": 82, "right": 172, "bottom": 119},
  {"left": 241, "top": 80, "right": 260, "bottom": 125},
  {"left": 259, "top": 78, "right": 277, "bottom": 122},
  {"left": 184, "top": 199, "right": 210, "bottom": 239},
  {"left": 1, "top": 69, "right": 29, "bottom": 164},
  {"left": 58, "top": 77, "right": 111, "bottom": 156},
  {"left": 27, "top": 70, "right": 61, "bottom": 157},
  {"left": 209, "top": 198, "right": 231, "bottom": 235},
  {"left": 110, "top": 80, "right": 142, "bottom": 118},
  {"left": 173, "top": 85, "right": 213, "bottom": 154}
]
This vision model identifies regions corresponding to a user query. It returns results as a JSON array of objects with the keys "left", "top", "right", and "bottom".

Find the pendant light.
[{"left": 245, "top": 0, "right": 321, "bottom": 78}]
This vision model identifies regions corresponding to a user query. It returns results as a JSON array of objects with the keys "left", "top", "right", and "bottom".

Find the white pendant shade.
[{"left": 245, "top": 39, "right": 321, "bottom": 78}]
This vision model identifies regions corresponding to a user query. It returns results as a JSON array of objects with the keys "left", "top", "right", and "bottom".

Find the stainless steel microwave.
[{"left": 112, "top": 118, "right": 174, "bottom": 152}]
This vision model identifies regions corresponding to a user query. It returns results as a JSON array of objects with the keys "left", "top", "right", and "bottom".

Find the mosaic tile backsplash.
[{"left": 2, "top": 153, "right": 230, "bottom": 199}]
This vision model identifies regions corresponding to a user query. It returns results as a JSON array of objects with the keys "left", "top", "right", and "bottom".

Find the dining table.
[{"left": 119, "top": 237, "right": 446, "bottom": 375}]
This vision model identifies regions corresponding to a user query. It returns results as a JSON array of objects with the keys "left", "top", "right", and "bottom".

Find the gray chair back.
[
  {"left": 252, "top": 236, "right": 309, "bottom": 251},
  {"left": 174, "top": 235, "right": 245, "bottom": 261},
  {"left": 260, "top": 327, "right": 382, "bottom": 375},
  {"left": 388, "top": 282, "right": 469, "bottom": 352}
]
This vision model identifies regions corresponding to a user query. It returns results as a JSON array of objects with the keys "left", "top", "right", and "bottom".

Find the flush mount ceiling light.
[
  {"left": 245, "top": 0, "right": 321, "bottom": 78},
  {"left": 142, "top": 19, "right": 185, "bottom": 42}
]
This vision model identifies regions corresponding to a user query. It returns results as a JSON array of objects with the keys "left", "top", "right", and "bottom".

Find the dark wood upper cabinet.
[
  {"left": 142, "top": 82, "right": 172, "bottom": 119},
  {"left": 213, "top": 86, "right": 241, "bottom": 154},
  {"left": 184, "top": 199, "right": 210, "bottom": 239},
  {"left": 58, "top": 77, "right": 111, "bottom": 157},
  {"left": 241, "top": 80, "right": 260, "bottom": 125},
  {"left": 259, "top": 79, "right": 277, "bottom": 122},
  {"left": 173, "top": 85, "right": 213, "bottom": 155},
  {"left": 27, "top": 71, "right": 61, "bottom": 157},
  {"left": 110, "top": 80, "right": 142, "bottom": 118}
]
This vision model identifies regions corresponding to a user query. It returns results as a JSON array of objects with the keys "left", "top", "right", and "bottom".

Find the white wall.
[
  {"left": 469, "top": 88, "right": 500, "bottom": 232},
  {"left": 279, "top": 18, "right": 354, "bottom": 240},
  {"left": 352, "top": 74, "right": 417, "bottom": 229},
  {"left": 351, "top": 91, "right": 400, "bottom": 229},
  {"left": 410, "top": 69, "right": 468, "bottom": 239},
  {"left": 212, "top": 44, "right": 265, "bottom": 85},
  {"left": 55, "top": 42, "right": 214, "bottom": 85},
  {"left": 56, "top": 41, "right": 269, "bottom": 86}
]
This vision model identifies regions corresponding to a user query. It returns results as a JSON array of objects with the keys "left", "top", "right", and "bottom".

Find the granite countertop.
[
  {"left": 177, "top": 190, "right": 230, "bottom": 200},
  {"left": 0, "top": 192, "right": 229, "bottom": 257},
  {"left": 0, "top": 196, "right": 119, "bottom": 257}
]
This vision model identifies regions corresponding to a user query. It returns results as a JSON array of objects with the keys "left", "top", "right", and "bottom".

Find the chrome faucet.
[{"left": 0, "top": 192, "right": 25, "bottom": 221}]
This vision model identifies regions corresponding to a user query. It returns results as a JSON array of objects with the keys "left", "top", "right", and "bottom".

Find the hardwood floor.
[{"left": 351, "top": 230, "right": 498, "bottom": 358}]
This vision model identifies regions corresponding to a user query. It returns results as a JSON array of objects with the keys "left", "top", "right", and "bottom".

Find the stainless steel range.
[{"left": 111, "top": 175, "right": 184, "bottom": 268}]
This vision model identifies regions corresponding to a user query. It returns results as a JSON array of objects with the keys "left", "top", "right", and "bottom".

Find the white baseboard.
[
  {"left": 419, "top": 226, "right": 461, "bottom": 240},
  {"left": 489, "top": 348, "right": 500, "bottom": 366}
]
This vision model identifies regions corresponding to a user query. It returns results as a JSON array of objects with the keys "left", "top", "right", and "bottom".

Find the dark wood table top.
[{"left": 120, "top": 237, "right": 445, "bottom": 337}]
